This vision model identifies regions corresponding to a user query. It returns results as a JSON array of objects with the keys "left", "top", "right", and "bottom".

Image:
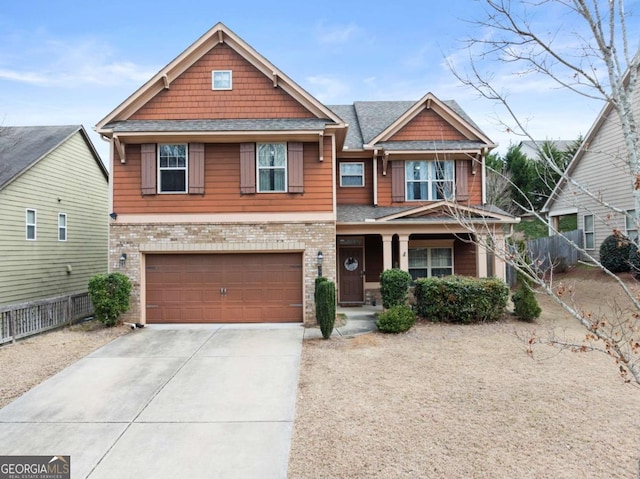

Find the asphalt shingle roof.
[
  {"left": 0, "top": 125, "right": 81, "bottom": 190},
  {"left": 377, "top": 140, "right": 488, "bottom": 151},
  {"left": 105, "top": 118, "right": 333, "bottom": 132},
  {"left": 337, "top": 204, "right": 516, "bottom": 224}
]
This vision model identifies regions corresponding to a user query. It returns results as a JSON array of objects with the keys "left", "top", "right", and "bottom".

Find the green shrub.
[
  {"left": 512, "top": 283, "right": 541, "bottom": 321},
  {"left": 316, "top": 280, "right": 336, "bottom": 339},
  {"left": 376, "top": 305, "right": 416, "bottom": 333},
  {"left": 600, "top": 232, "right": 631, "bottom": 273},
  {"left": 88, "top": 272, "right": 133, "bottom": 327},
  {"left": 314, "top": 276, "right": 328, "bottom": 305},
  {"left": 414, "top": 276, "right": 508, "bottom": 323},
  {"left": 629, "top": 246, "right": 640, "bottom": 279},
  {"left": 380, "top": 269, "right": 412, "bottom": 309}
]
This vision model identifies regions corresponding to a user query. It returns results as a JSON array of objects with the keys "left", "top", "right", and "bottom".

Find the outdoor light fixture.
[
  {"left": 109, "top": 212, "right": 118, "bottom": 220},
  {"left": 119, "top": 253, "right": 127, "bottom": 267},
  {"left": 316, "top": 251, "right": 324, "bottom": 277}
]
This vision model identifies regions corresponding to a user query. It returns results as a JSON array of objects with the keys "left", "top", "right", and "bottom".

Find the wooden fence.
[
  {"left": 0, "top": 292, "right": 94, "bottom": 345},
  {"left": 506, "top": 229, "right": 583, "bottom": 286}
]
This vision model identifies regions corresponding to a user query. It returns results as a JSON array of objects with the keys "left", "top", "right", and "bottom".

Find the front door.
[{"left": 338, "top": 237, "right": 364, "bottom": 304}]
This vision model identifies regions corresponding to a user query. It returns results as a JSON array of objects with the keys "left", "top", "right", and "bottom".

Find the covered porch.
[{"left": 335, "top": 203, "right": 517, "bottom": 306}]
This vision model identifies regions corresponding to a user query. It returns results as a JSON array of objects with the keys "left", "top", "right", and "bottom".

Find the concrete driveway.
[{"left": 0, "top": 324, "right": 303, "bottom": 478}]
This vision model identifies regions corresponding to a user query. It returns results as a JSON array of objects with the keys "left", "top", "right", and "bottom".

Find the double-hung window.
[
  {"left": 26, "top": 209, "right": 36, "bottom": 240},
  {"left": 584, "top": 214, "right": 595, "bottom": 249},
  {"left": 340, "top": 162, "right": 364, "bottom": 187},
  {"left": 626, "top": 210, "right": 638, "bottom": 243},
  {"left": 158, "top": 144, "right": 187, "bottom": 193},
  {"left": 406, "top": 160, "right": 454, "bottom": 201},
  {"left": 58, "top": 213, "right": 67, "bottom": 241},
  {"left": 257, "top": 143, "right": 287, "bottom": 192},
  {"left": 408, "top": 246, "right": 453, "bottom": 280}
]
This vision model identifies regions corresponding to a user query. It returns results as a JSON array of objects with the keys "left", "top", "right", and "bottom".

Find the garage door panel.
[{"left": 146, "top": 253, "right": 302, "bottom": 323}]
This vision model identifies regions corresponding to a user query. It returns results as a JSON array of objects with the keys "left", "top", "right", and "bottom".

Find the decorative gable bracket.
[{"left": 114, "top": 135, "right": 126, "bottom": 164}]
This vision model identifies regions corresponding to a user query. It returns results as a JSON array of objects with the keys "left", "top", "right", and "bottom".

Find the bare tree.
[{"left": 447, "top": 0, "right": 640, "bottom": 384}]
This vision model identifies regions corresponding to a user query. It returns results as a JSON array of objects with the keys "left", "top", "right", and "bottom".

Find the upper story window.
[
  {"left": 584, "top": 214, "right": 595, "bottom": 250},
  {"left": 26, "top": 209, "right": 36, "bottom": 240},
  {"left": 340, "top": 162, "right": 364, "bottom": 187},
  {"left": 626, "top": 210, "right": 638, "bottom": 243},
  {"left": 58, "top": 213, "right": 67, "bottom": 241},
  {"left": 158, "top": 144, "right": 188, "bottom": 193},
  {"left": 257, "top": 143, "right": 287, "bottom": 192},
  {"left": 212, "top": 70, "right": 232, "bottom": 90},
  {"left": 406, "top": 160, "right": 454, "bottom": 201}
]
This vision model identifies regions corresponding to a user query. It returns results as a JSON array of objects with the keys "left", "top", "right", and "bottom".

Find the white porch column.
[
  {"left": 399, "top": 234, "right": 409, "bottom": 271},
  {"left": 476, "top": 235, "right": 488, "bottom": 278},
  {"left": 382, "top": 234, "right": 393, "bottom": 271},
  {"left": 492, "top": 235, "right": 507, "bottom": 281}
]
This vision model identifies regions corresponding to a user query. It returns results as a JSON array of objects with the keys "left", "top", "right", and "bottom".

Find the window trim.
[
  {"left": 584, "top": 214, "right": 595, "bottom": 250},
  {"left": 339, "top": 162, "right": 365, "bottom": 187},
  {"left": 405, "top": 160, "right": 455, "bottom": 202},
  {"left": 256, "top": 142, "right": 287, "bottom": 193},
  {"left": 58, "top": 213, "right": 67, "bottom": 242},
  {"left": 157, "top": 143, "right": 188, "bottom": 194},
  {"left": 26, "top": 208, "right": 36, "bottom": 241},
  {"left": 212, "top": 70, "right": 232, "bottom": 90}
]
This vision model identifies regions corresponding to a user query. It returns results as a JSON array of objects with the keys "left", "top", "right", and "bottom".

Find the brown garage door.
[{"left": 145, "top": 253, "right": 303, "bottom": 323}]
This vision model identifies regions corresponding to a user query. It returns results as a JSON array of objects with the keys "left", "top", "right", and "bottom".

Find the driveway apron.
[{"left": 0, "top": 324, "right": 303, "bottom": 479}]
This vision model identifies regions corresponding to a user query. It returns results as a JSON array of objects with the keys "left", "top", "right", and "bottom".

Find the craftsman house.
[
  {"left": 96, "top": 23, "right": 517, "bottom": 326},
  {"left": 0, "top": 125, "right": 108, "bottom": 307}
]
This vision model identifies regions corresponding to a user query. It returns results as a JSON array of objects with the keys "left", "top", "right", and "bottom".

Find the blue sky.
[{"left": 0, "top": 0, "right": 634, "bottom": 162}]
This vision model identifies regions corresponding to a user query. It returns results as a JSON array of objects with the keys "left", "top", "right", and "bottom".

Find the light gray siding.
[
  {"left": 0, "top": 132, "right": 108, "bottom": 305},
  {"left": 549, "top": 85, "right": 640, "bottom": 261}
]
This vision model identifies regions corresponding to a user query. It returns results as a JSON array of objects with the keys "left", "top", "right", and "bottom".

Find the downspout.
[
  {"left": 481, "top": 148, "right": 487, "bottom": 205},
  {"left": 373, "top": 149, "right": 378, "bottom": 206}
]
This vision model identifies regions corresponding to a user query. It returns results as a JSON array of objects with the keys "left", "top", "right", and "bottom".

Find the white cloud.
[
  {"left": 305, "top": 75, "right": 351, "bottom": 103},
  {"left": 0, "top": 33, "right": 157, "bottom": 88},
  {"left": 315, "top": 21, "right": 361, "bottom": 45}
]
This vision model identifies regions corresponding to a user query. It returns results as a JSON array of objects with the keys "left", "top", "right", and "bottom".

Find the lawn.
[{"left": 288, "top": 268, "right": 640, "bottom": 478}]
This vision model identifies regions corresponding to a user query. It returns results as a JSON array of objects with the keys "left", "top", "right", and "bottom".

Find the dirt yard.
[
  {"left": 0, "top": 320, "right": 129, "bottom": 408},
  {"left": 288, "top": 266, "right": 640, "bottom": 478}
]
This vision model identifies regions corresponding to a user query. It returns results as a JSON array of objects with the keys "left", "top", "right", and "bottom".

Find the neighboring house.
[
  {"left": 0, "top": 125, "right": 109, "bottom": 306},
  {"left": 543, "top": 66, "right": 640, "bottom": 262},
  {"left": 95, "top": 23, "right": 518, "bottom": 326},
  {"left": 518, "top": 140, "right": 574, "bottom": 160}
]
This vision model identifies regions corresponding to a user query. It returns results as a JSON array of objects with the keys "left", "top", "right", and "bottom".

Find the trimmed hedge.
[
  {"left": 414, "top": 276, "right": 509, "bottom": 323},
  {"left": 376, "top": 305, "right": 415, "bottom": 333},
  {"left": 316, "top": 280, "right": 336, "bottom": 339},
  {"left": 600, "top": 233, "right": 631, "bottom": 273},
  {"left": 512, "top": 283, "right": 541, "bottom": 321},
  {"left": 380, "top": 269, "right": 412, "bottom": 309},
  {"left": 88, "top": 272, "right": 132, "bottom": 327}
]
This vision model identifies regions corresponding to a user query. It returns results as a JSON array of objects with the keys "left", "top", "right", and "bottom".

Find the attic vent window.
[{"left": 212, "top": 70, "right": 232, "bottom": 90}]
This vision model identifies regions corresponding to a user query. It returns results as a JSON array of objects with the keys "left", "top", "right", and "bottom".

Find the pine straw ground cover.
[{"left": 288, "top": 269, "right": 640, "bottom": 478}]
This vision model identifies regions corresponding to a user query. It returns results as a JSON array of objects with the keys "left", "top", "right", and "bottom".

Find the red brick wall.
[{"left": 131, "top": 43, "right": 314, "bottom": 120}]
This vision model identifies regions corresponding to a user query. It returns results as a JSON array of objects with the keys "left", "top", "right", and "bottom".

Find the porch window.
[
  {"left": 406, "top": 160, "right": 454, "bottom": 201},
  {"left": 408, "top": 247, "right": 453, "bottom": 280},
  {"left": 158, "top": 144, "right": 187, "bottom": 193},
  {"left": 257, "top": 143, "right": 287, "bottom": 192},
  {"left": 584, "top": 214, "right": 594, "bottom": 249},
  {"left": 340, "top": 162, "right": 364, "bottom": 187},
  {"left": 626, "top": 210, "right": 638, "bottom": 243}
]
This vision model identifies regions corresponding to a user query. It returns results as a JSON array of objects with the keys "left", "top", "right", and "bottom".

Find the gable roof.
[
  {"left": 329, "top": 93, "right": 494, "bottom": 151},
  {"left": 0, "top": 125, "right": 107, "bottom": 191},
  {"left": 96, "top": 22, "right": 345, "bottom": 133}
]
